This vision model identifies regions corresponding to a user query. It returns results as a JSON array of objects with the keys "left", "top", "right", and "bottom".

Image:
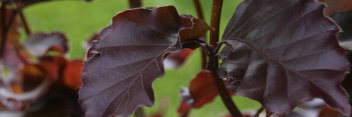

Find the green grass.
[{"left": 24, "top": 0, "right": 261, "bottom": 116}]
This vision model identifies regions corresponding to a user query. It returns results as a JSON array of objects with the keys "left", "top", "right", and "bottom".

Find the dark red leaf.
[
  {"left": 79, "top": 6, "right": 193, "bottom": 117},
  {"left": 177, "top": 70, "right": 218, "bottom": 115},
  {"left": 164, "top": 48, "right": 193, "bottom": 69},
  {"left": 189, "top": 70, "right": 217, "bottom": 108},
  {"left": 163, "top": 15, "right": 210, "bottom": 69},
  {"left": 220, "top": 0, "right": 350, "bottom": 115},
  {"left": 177, "top": 100, "right": 192, "bottom": 114},
  {"left": 63, "top": 59, "right": 83, "bottom": 91},
  {"left": 24, "top": 32, "right": 68, "bottom": 57},
  {"left": 179, "top": 15, "right": 211, "bottom": 42}
]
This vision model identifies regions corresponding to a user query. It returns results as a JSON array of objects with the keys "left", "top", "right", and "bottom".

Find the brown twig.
[
  {"left": 128, "top": 0, "right": 142, "bottom": 8},
  {"left": 208, "top": 56, "right": 242, "bottom": 117},
  {"left": 209, "top": 0, "right": 222, "bottom": 47},
  {"left": 192, "top": 0, "right": 207, "bottom": 69},
  {"left": 193, "top": 0, "right": 204, "bottom": 20},
  {"left": 208, "top": 0, "right": 243, "bottom": 117},
  {"left": 19, "top": 10, "right": 31, "bottom": 35}
]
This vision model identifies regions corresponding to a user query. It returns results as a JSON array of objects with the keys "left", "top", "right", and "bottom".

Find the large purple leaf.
[
  {"left": 219, "top": 0, "right": 351, "bottom": 115},
  {"left": 79, "top": 6, "right": 206, "bottom": 117}
]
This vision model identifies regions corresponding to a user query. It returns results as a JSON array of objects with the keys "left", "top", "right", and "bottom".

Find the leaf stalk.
[
  {"left": 209, "top": 0, "right": 243, "bottom": 117},
  {"left": 19, "top": 10, "right": 31, "bottom": 35},
  {"left": 192, "top": 0, "right": 207, "bottom": 69}
]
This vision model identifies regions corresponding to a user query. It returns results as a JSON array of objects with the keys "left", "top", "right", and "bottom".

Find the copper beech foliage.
[
  {"left": 79, "top": 6, "right": 210, "bottom": 117},
  {"left": 0, "top": 32, "right": 83, "bottom": 112},
  {"left": 220, "top": 0, "right": 350, "bottom": 115},
  {"left": 78, "top": 0, "right": 352, "bottom": 117},
  {"left": 1, "top": 0, "right": 352, "bottom": 117}
]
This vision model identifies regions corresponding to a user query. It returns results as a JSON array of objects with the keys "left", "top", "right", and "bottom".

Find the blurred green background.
[{"left": 23, "top": 0, "right": 260, "bottom": 116}]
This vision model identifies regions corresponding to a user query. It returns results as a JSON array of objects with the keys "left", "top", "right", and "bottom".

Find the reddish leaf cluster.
[
  {"left": 0, "top": 7, "right": 83, "bottom": 114},
  {"left": 0, "top": 32, "right": 83, "bottom": 112}
]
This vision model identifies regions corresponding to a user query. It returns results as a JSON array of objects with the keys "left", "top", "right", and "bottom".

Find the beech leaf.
[
  {"left": 177, "top": 70, "right": 218, "bottom": 114},
  {"left": 220, "top": 0, "right": 351, "bottom": 115},
  {"left": 189, "top": 70, "right": 217, "bottom": 108},
  {"left": 79, "top": 6, "right": 202, "bottom": 117}
]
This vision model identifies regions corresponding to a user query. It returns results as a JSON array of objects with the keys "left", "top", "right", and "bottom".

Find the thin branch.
[
  {"left": 208, "top": 0, "right": 243, "bottom": 117},
  {"left": 208, "top": 58, "right": 242, "bottom": 117},
  {"left": 192, "top": 0, "right": 207, "bottom": 69},
  {"left": 129, "top": 0, "right": 142, "bottom": 8},
  {"left": 209, "top": 0, "right": 222, "bottom": 47},
  {"left": 193, "top": 0, "right": 204, "bottom": 20},
  {"left": 19, "top": 10, "right": 31, "bottom": 35}
]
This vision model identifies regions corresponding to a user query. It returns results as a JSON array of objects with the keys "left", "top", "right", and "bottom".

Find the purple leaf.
[
  {"left": 220, "top": 0, "right": 351, "bottom": 115},
  {"left": 79, "top": 6, "right": 200, "bottom": 117}
]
